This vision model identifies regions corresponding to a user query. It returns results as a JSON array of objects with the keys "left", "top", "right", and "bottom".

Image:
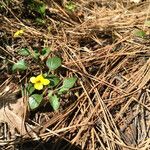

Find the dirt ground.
[{"left": 0, "top": 0, "right": 150, "bottom": 150}]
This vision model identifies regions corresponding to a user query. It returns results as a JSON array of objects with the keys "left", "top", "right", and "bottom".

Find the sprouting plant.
[
  {"left": 65, "top": 1, "right": 76, "bottom": 12},
  {"left": 133, "top": 29, "right": 146, "bottom": 38},
  {"left": 24, "top": 0, "right": 47, "bottom": 25},
  {"left": 27, "top": 0, "right": 46, "bottom": 17},
  {"left": 12, "top": 46, "right": 77, "bottom": 111},
  {"left": 28, "top": 56, "right": 77, "bottom": 111}
]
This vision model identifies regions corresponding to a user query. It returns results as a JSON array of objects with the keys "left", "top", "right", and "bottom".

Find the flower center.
[{"left": 36, "top": 80, "right": 41, "bottom": 84}]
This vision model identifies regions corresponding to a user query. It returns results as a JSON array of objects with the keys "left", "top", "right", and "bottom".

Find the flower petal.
[
  {"left": 34, "top": 83, "right": 43, "bottom": 90},
  {"left": 30, "top": 77, "right": 36, "bottom": 83},
  {"left": 36, "top": 74, "right": 44, "bottom": 82},
  {"left": 42, "top": 79, "right": 50, "bottom": 85},
  {"left": 14, "top": 29, "right": 24, "bottom": 37}
]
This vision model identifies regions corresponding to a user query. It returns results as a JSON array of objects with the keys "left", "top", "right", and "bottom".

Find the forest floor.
[{"left": 0, "top": 0, "right": 150, "bottom": 150}]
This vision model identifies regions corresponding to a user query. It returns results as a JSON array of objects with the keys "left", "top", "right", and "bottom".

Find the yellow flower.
[
  {"left": 30, "top": 74, "right": 50, "bottom": 90},
  {"left": 14, "top": 29, "right": 24, "bottom": 37}
]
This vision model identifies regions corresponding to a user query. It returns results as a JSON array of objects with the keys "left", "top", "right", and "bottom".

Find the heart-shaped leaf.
[
  {"left": 12, "top": 60, "right": 28, "bottom": 71},
  {"left": 46, "top": 56, "right": 62, "bottom": 71},
  {"left": 62, "top": 77, "right": 77, "bottom": 89},
  {"left": 58, "top": 77, "right": 77, "bottom": 95},
  {"left": 49, "top": 94, "right": 60, "bottom": 111},
  {"left": 29, "top": 94, "right": 43, "bottom": 110}
]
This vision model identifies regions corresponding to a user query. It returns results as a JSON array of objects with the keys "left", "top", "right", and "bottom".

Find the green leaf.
[
  {"left": 65, "top": 1, "right": 76, "bottom": 12},
  {"left": 40, "top": 48, "right": 51, "bottom": 60},
  {"left": 58, "top": 87, "right": 70, "bottom": 95},
  {"left": 32, "top": 49, "right": 40, "bottom": 59},
  {"left": 12, "top": 60, "right": 28, "bottom": 71},
  {"left": 46, "top": 56, "right": 62, "bottom": 71},
  {"left": 41, "top": 47, "right": 51, "bottom": 56},
  {"left": 37, "top": 3, "right": 46, "bottom": 15},
  {"left": 48, "top": 90, "right": 53, "bottom": 97},
  {"left": 33, "top": 48, "right": 39, "bottom": 53},
  {"left": 29, "top": 1, "right": 46, "bottom": 16},
  {"left": 58, "top": 77, "right": 77, "bottom": 94},
  {"left": 35, "top": 18, "right": 46, "bottom": 25},
  {"left": 62, "top": 77, "right": 77, "bottom": 89},
  {"left": 144, "top": 20, "right": 150, "bottom": 27},
  {"left": 41, "top": 48, "right": 48, "bottom": 55},
  {"left": 133, "top": 29, "right": 146, "bottom": 38},
  {"left": 29, "top": 94, "right": 43, "bottom": 110},
  {"left": 18, "top": 48, "right": 30, "bottom": 56},
  {"left": 33, "top": 52, "right": 40, "bottom": 59},
  {"left": 48, "top": 75, "right": 60, "bottom": 87},
  {"left": 26, "top": 83, "right": 35, "bottom": 95},
  {"left": 49, "top": 94, "right": 60, "bottom": 111}
]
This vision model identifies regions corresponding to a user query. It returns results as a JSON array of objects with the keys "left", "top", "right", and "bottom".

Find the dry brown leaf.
[{"left": 0, "top": 97, "right": 27, "bottom": 135}]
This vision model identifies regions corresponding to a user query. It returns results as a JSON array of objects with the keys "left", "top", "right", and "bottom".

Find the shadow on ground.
[{"left": 16, "top": 138, "right": 81, "bottom": 150}]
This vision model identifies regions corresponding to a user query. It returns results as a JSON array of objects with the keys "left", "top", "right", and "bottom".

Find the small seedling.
[
  {"left": 35, "top": 18, "right": 46, "bottom": 25},
  {"left": 133, "top": 29, "right": 146, "bottom": 38},
  {"left": 26, "top": 0, "right": 47, "bottom": 25},
  {"left": 28, "top": 0, "right": 46, "bottom": 16},
  {"left": 65, "top": 1, "right": 76, "bottom": 12},
  {"left": 26, "top": 53, "right": 77, "bottom": 111},
  {"left": 12, "top": 45, "right": 77, "bottom": 111}
]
